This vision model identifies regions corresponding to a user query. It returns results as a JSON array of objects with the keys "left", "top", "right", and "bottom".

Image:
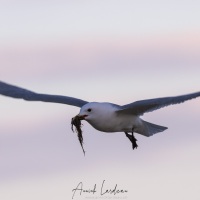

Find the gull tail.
[{"left": 139, "top": 120, "right": 168, "bottom": 137}]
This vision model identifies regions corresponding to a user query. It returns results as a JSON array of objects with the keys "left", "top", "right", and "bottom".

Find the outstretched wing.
[
  {"left": 116, "top": 91, "right": 200, "bottom": 115},
  {"left": 0, "top": 81, "right": 88, "bottom": 108}
]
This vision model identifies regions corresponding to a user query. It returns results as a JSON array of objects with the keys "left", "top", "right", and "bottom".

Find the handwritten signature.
[{"left": 72, "top": 180, "right": 128, "bottom": 199}]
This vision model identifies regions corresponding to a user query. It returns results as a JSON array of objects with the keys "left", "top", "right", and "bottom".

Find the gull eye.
[{"left": 87, "top": 108, "right": 92, "bottom": 112}]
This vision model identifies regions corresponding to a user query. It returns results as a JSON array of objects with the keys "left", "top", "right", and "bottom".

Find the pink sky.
[{"left": 0, "top": 1, "right": 200, "bottom": 200}]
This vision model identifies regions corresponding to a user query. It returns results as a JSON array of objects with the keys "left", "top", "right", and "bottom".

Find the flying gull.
[{"left": 0, "top": 81, "right": 200, "bottom": 153}]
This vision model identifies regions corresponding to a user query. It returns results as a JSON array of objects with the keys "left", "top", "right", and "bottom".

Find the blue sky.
[{"left": 0, "top": 1, "right": 200, "bottom": 200}]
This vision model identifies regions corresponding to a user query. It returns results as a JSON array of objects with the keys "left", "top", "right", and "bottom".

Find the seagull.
[{"left": 0, "top": 81, "right": 200, "bottom": 151}]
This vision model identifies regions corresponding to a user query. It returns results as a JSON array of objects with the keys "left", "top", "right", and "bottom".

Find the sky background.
[{"left": 0, "top": 1, "right": 200, "bottom": 200}]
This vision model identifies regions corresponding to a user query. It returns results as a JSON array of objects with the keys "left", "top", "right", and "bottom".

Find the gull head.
[
  {"left": 78, "top": 102, "right": 99, "bottom": 121},
  {"left": 76, "top": 102, "right": 121, "bottom": 133},
  {"left": 78, "top": 102, "right": 117, "bottom": 122}
]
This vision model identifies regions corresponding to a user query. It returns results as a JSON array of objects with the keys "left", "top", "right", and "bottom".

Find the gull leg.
[
  {"left": 131, "top": 128, "right": 138, "bottom": 149},
  {"left": 124, "top": 129, "right": 138, "bottom": 150}
]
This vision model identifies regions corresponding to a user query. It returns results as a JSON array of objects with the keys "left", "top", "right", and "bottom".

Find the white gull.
[{"left": 1, "top": 81, "right": 200, "bottom": 150}]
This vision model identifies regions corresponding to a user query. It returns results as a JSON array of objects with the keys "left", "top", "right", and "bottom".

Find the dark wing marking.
[{"left": 0, "top": 81, "right": 88, "bottom": 108}]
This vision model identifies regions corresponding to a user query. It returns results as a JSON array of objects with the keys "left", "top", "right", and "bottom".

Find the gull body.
[{"left": 79, "top": 102, "right": 144, "bottom": 134}]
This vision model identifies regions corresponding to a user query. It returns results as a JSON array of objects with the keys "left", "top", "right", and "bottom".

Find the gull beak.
[{"left": 77, "top": 115, "right": 88, "bottom": 120}]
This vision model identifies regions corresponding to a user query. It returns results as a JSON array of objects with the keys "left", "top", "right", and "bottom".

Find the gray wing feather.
[
  {"left": 116, "top": 92, "right": 200, "bottom": 115},
  {"left": 0, "top": 81, "right": 88, "bottom": 108}
]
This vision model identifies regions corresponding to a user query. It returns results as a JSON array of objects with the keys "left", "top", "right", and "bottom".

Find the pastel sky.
[{"left": 0, "top": 1, "right": 200, "bottom": 200}]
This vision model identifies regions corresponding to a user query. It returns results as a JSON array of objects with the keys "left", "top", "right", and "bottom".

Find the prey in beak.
[{"left": 71, "top": 115, "right": 87, "bottom": 155}]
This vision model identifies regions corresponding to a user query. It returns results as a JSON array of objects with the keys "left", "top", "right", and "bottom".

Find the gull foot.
[{"left": 125, "top": 132, "right": 138, "bottom": 150}]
